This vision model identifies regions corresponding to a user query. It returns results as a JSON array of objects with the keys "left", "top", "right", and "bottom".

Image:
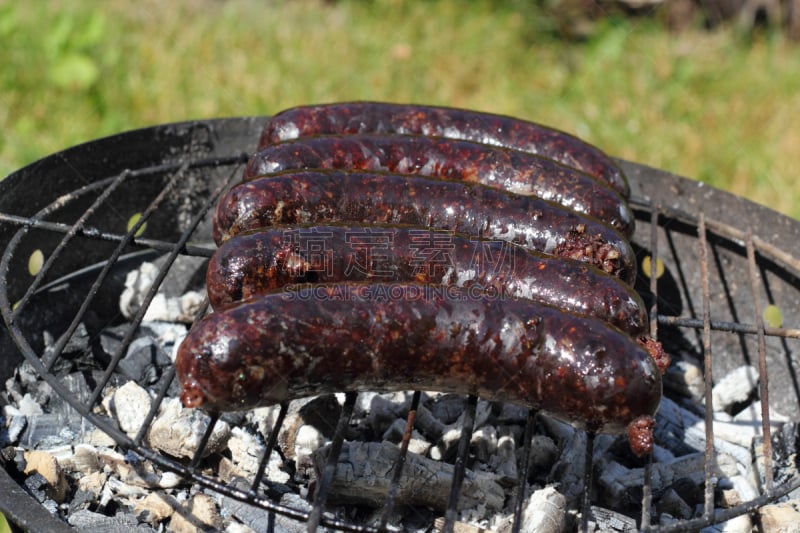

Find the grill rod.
[{"left": 1, "top": 153, "right": 799, "bottom": 532}]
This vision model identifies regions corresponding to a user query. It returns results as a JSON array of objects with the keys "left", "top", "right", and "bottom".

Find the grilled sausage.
[
  {"left": 259, "top": 102, "right": 629, "bottom": 198},
  {"left": 243, "top": 134, "right": 633, "bottom": 236},
  {"left": 176, "top": 283, "right": 660, "bottom": 454},
  {"left": 206, "top": 224, "right": 647, "bottom": 335},
  {"left": 212, "top": 171, "right": 636, "bottom": 282}
]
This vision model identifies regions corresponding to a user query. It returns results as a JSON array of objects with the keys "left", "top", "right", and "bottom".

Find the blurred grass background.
[{"left": 1, "top": 0, "right": 799, "bottom": 219}]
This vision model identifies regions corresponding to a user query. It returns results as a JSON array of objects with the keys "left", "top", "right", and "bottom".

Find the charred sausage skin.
[
  {"left": 244, "top": 134, "right": 633, "bottom": 236},
  {"left": 213, "top": 171, "right": 636, "bottom": 282},
  {"left": 206, "top": 224, "right": 647, "bottom": 335},
  {"left": 259, "top": 102, "right": 629, "bottom": 198},
  {"left": 176, "top": 284, "right": 660, "bottom": 445}
]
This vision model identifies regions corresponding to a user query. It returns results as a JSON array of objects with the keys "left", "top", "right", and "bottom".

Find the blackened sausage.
[
  {"left": 176, "top": 283, "right": 660, "bottom": 453},
  {"left": 259, "top": 102, "right": 629, "bottom": 198},
  {"left": 212, "top": 170, "right": 636, "bottom": 282},
  {"left": 244, "top": 134, "right": 633, "bottom": 236},
  {"left": 206, "top": 224, "right": 647, "bottom": 335}
]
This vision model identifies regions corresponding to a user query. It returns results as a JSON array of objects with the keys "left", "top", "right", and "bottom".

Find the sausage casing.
[
  {"left": 207, "top": 225, "right": 647, "bottom": 335},
  {"left": 176, "top": 283, "right": 661, "bottom": 438},
  {"left": 259, "top": 102, "right": 629, "bottom": 198},
  {"left": 212, "top": 170, "right": 636, "bottom": 282},
  {"left": 244, "top": 133, "right": 633, "bottom": 236}
]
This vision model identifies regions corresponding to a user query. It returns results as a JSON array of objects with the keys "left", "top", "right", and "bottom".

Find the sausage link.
[
  {"left": 207, "top": 224, "right": 647, "bottom": 335},
  {"left": 259, "top": 102, "right": 629, "bottom": 198},
  {"left": 212, "top": 170, "right": 636, "bottom": 282},
  {"left": 176, "top": 283, "right": 661, "bottom": 449},
  {"left": 244, "top": 134, "right": 633, "bottom": 236}
]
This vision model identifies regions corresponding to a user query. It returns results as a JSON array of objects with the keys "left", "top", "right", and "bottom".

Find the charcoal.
[
  {"left": 589, "top": 505, "right": 639, "bottom": 532},
  {"left": 69, "top": 489, "right": 99, "bottom": 514},
  {"left": 117, "top": 336, "right": 170, "bottom": 385},
  {"left": 656, "top": 488, "right": 693, "bottom": 519},
  {"left": 44, "top": 322, "right": 91, "bottom": 360},
  {"left": 381, "top": 418, "right": 431, "bottom": 456},
  {"left": 67, "top": 509, "right": 147, "bottom": 532},
  {"left": 470, "top": 424, "right": 498, "bottom": 464},
  {"left": 756, "top": 500, "right": 800, "bottom": 532},
  {"left": 296, "top": 394, "right": 342, "bottom": 439},
  {"left": 663, "top": 359, "right": 705, "bottom": 401},
  {"left": 47, "top": 372, "right": 91, "bottom": 418},
  {"left": 19, "top": 412, "right": 91, "bottom": 449},
  {"left": 504, "top": 485, "right": 566, "bottom": 533},
  {"left": 109, "top": 381, "right": 152, "bottom": 436},
  {"left": 220, "top": 480, "right": 308, "bottom": 533},
  {"left": 1, "top": 445, "right": 26, "bottom": 474},
  {"left": 24, "top": 449, "right": 68, "bottom": 502},
  {"left": 430, "top": 400, "right": 493, "bottom": 462},
  {"left": 167, "top": 492, "right": 221, "bottom": 532},
  {"left": 429, "top": 393, "right": 468, "bottom": 424},
  {"left": 545, "top": 418, "right": 589, "bottom": 506},
  {"left": 526, "top": 434, "right": 560, "bottom": 481},
  {"left": 489, "top": 434, "right": 518, "bottom": 485},
  {"left": 711, "top": 365, "right": 759, "bottom": 415},
  {"left": 146, "top": 398, "right": 230, "bottom": 460},
  {"left": 2, "top": 405, "right": 27, "bottom": 445},
  {"left": 97, "top": 324, "right": 134, "bottom": 360},
  {"left": 133, "top": 492, "right": 175, "bottom": 525},
  {"left": 24, "top": 472, "right": 50, "bottom": 503},
  {"left": 312, "top": 441, "right": 505, "bottom": 512}
]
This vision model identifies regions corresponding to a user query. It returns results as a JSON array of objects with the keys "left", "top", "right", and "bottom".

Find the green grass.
[{"left": 2, "top": 0, "right": 799, "bottom": 219}]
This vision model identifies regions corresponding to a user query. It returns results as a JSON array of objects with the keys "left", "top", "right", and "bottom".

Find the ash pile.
[{"left": 2, "top": 258, "right": 800, "bottom": 532}]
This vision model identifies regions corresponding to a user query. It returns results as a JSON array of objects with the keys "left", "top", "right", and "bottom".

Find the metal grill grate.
[{"left": 1, "top": 118, "right": 800, "bottom": 532}]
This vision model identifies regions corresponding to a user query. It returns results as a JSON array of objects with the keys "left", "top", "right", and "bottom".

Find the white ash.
[
  {"left": 495, "top": 485, "right": 566, "bottom": 533},
  {"left": 108, "top": 381, "right": 152, "bottom": 437},
  {"left": 119, "top": 261, "right": 205, "bottom": 324},
  {"left": 756, "top": 499, "right": 800, "bottom": 532},
  {"left": 664, "top": 359, "right": 705, "bottom": 401},
  {"left": 710, "top": 365, "right": 759, "bottom": 414}
]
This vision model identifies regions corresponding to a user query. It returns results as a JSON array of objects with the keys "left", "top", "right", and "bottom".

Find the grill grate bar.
[
  {"left": 134, "top": 365, "right": 177, "bottom": 446},
  {"left": 442, "top": 394, "right": 479, "bottom": 533},
  {"left": 648, "top": 205, "right": 661, "bottom": 339},
  {"left": 0, "top": 212, "right": 216, "bottom": 258},
  {"left": 10, "top": 169, "right": 131, "bottom": 319},
  {"left": 377, "top": 390, "right": 422, "bottom": 532},
  {"left": 42, "top": 163, "right": 187, "bottom": 373},
  {"left": 656, "top": 315, "right": 800, "bottom": 339},
  {"left": 580, "top": 433, "right": 595, "bottom": 532},
  {"left": 654, "top": 474, "right": 800, "bottom": 532},
  {"left": 4, "top": 140, "right": 800, "bottom": 532},
  {"left": 250, "top": 401, "right": 289, "bottom": 494},
  {"left": 75, "top": 162, "right": 187, "bottom": 393},
  {"left": 307, "top": 391, "right": 358, "bottom": 533},
  {"left": 510, "top": 409, "right": 537, "bottom": 533},
  {"left": 133, "top": 298, "right": 211, "bottom": 447},
  {"left": 641, "top": 204, "right": 661, "bottom": 530},
  {"left": 698, "top": 214, "right": 717, "bottom": 520},
  {"left": 85, "top": 158, "right": 242, "bottom": 408},
  {"left": 746, "top": 230, "right": 774, "bottom": 493},
  {"left": 630, "top": 196, "right": 800, "bottom": 278},
  {"left": 1, "top": 175, "right": 123, "bottom": 326},
  {"left": 190, "top": 411, "right": 222, "bottom": 469}
]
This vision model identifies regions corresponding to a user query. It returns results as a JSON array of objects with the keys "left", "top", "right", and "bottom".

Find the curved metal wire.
[{"left": 1, "top": 151, "right": 799, "bottom": 532}]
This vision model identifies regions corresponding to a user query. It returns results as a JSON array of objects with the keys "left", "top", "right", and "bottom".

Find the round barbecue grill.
[{"left": 1, "top": 117, "right": 799, "bottom": 532}]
